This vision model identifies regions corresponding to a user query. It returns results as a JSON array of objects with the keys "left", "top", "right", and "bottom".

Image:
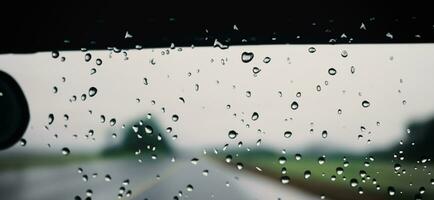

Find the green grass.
[{"left": 211, "top": 150, "right": 434, "bottom": 200}]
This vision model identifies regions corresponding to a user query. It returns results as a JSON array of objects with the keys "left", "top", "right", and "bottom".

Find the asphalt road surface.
[{"left": 0, "top": 155, "right": 317, "bottom": 200}]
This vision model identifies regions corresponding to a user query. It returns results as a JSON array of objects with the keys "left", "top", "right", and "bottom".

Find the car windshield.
[{"left": 0, "top": 43, "right": 433, "bottom": 199}]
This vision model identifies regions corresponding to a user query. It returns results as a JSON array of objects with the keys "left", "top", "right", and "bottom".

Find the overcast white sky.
[{"left": 1, "top": 44, "right": 434, "bottom": 155}]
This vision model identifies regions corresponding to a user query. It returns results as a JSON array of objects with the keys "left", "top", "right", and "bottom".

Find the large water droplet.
[{"left": 241, "top": 52, "right": 254, "bottom": 63}]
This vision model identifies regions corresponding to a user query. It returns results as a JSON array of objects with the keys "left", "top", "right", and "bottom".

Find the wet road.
[{"left": 0, "top": 156, "right": 317, "bottom": 200}]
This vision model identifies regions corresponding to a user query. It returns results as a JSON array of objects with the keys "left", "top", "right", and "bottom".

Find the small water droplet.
[
  {"left": 278, "top": 156, "right": 287, "bottom": 165},
  {"left": 350, "top": 66, "right": 356, "bottom": 74},
  {"left": 362, "top": 100, "right": 370, "bottom": 108},
  {"left": 104, "top": 174, "right": 111, "bottom": 181},
  {"left": 186, "top": 184, "right": 194, "bottom": 192},
  {"left": 290, "top": 101, "right": 299, "bottom": 110},
  {"left": 61, "top": 147, "right": 70, "bottom": 156},
  {"left": 281, "top": 176, "right": 290, "bottom": 184},
  {"left": 52, "top": 51, "right": 59, "bottom": 58},
  {"left": 295, "top": 153, "right": 302, "bottom": 160},
  {"left": 251, "top": 112, "right": 259, "bottom": 121},
  {"left": 388, "top": 186, "right": 395, "bottom": 196},
  {"left": 284, "top": 131, "right": 292, "bottom": 138},
  {"left": 172, "top": 114, "right": 179, "bottom": 122},
  {"left": 341, "top": 50, "right": 348, "bottom": 58},
  {"left": 350, "top": 178, "right": 358, "bottom": 187},
  {"left": 48, "top": 113, "right": 54, "bottom": 125},
  {"left": 328, "top": 68, "right": 337, "bottom": 76},
  {"left": 308, "top": 47, "right": 316, "bottom": 53},
  {"left": 88, "top": 87, "right": 97, "bottom": 97},
  {"left": 19, "top": 138, "right": 27, "bottom": 146},
  {"left": 85, "top": 53, "right": 92, "bottom": 62},
  {"left": 241, "top": 52, "right": 254, "bottom": 63},
  {"left": 304, "top": 170, "right": 311, "bottom": 179},
  {"left": 109, "top": 118, "right": 116, "bottom": 126},
  {"left": 322, "top": 130, "right": 328, "bottom": 138},
  {"left": 95, "top": 58, "right": 102, "bottom": 66},
  {"left": 228, "top": 130, "right": 238, "bottom": 139},
  {"left": 263, "top": 57, "right": 271, "bottom": 63}
]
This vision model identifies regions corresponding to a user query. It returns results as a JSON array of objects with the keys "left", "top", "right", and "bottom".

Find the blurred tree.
[
  {"left": 103, "top": 115, "right": 173, "bottom": 157},
  {"left": 392, "top": 116, "right": 434, "bottom": 160}
]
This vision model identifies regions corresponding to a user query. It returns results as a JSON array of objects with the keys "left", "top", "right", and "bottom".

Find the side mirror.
[{"left": 0, "top": 70, "right": 29, "bottom": 150}]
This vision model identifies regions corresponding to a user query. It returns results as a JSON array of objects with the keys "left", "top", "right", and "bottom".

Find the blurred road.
[{"left": 0, "top": 155, "right": 317, "bottom": 200}]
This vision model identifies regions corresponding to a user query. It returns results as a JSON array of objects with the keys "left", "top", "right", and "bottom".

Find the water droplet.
[
  {"left": 296, "top": 92, "right": 301, "bottom": 97},
  {"left": 19, "top": 138, "right": 26, "bottom": 146},
  {"left": 388, "top": 186, "right": 395, "bottom": 196},
  {"left": 100, "top": 115, "right": 106, "bottom": 123},
  {"left": 228, "top": 130, "right": 238, "bottom": 139},
  {"left": 109, "top": 118, "right": 116, "bottom": 126},
  {"left": 241, "top": 52, "right": 254, "bottom": 63},
  {"left": 322, "top": 130, "right": 328, "bottom": 138},
  {"left": 202, "top": 169, "right": 209, "bottom": 176},
  {"left": 362, "top": 100, "right": 370, "bottom": 108},
  {"left": 88, "top": 87, "right": 97, "bottom": 97},
  {"left": 295, "top": 153, "right": 302, "bottom": 160},
  {"left": 251, "top": 112, "right": 259, "bottom": 121},
  {"left": 191, "top": 158, "right": 199, "bottom": 165},
  {"left": 172, "top": 114, "right": 179, "bottom": 122},
  {"left": 304, "top": 170, "right": 311, "bottom": 179},
  {"left": 263, "top": 57, "right": 271, "bottom": 63},
  {"left": 341, "top": 50, "right": 348, "bottom": 58},
  {"left": 284, "top": 131, "right": 292, "bottom": 138},
  {"left": 236, "top": 163, "right": 244, "bottom": 170},
  {"left": 350, "top": 66, "right": 355, "bottom": 74},
  {"left": 308, "top": 47, "right": 316, "bottom": 53},
  {"left": 186, "top": 184, "right": 194, "bottom": 191},
  {"left": 278, "top": 156, "right": 287, "bottom": 165},
  {"left": 144, "top": 125, "right": 153, "bottom": 134},
  {"left": 318, "top": 156, "right": 326, "bottom": 165},
  {"left": 336, "top": 167, "right": 344, "bottom": 175},
  {"left": 48, "top": 113, "right": 54, "bottom": 125},
  {"left": 52, "top": 51, "right": 59, "bottom": 58},
  {"left": 252, "top": 67, "right": 261, "bottom": 75},
  {"left": 104, "top": 174, "right": 111, "bottom": 181},
  {"left": 316, "top": 85, "right": 321, "bottom": 91},
  {"left": 61, "top": 147, "right": 70, "bottom": 156},
  {"left": 96, "top": 58, "right": 102, "bottom": 66},
  {"left": 84, "top": 53, "right": 92, "bottom": 62},
  {"left": 350, "top": 179, "right": 358, "bottom": 187},
  {"left": 281, "top": 176, "right": 290, "bottom": 184},
  {"left": 225, "top": 155, "right": 232, "bottom": 163},
  {"left": 290, "top": 101, "right": 299, "bottom": 110},
  {"left": 328, "top": 68, "right": 337, "bottom": 76},
  {"left": 194, "top": 84, "right": 199, "bottom": 92}
]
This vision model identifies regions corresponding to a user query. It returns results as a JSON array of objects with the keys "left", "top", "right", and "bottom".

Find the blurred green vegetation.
[{"left": 102, "top": 114, "right": 173, "bottom": 157}]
